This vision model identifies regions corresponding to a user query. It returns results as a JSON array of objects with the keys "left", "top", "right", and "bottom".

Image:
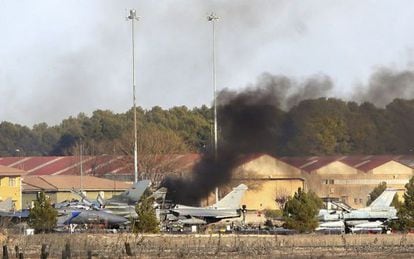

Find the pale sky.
[{"left": 1, "top": 0, "right": 414, "bottom": 126}]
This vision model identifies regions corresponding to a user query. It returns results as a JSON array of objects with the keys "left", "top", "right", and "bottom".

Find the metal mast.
[
  {"left": 128, "top": 9, "right": 140, "bottom": 182},
  {"left": 80, "top": 142, "right": 83, "bottom": 191},
  {"left": 208, "top": 13, "right": 219, "bottom": 203},
  {"left": 207, "top": 13, "right": 219, "bottom": 158}
]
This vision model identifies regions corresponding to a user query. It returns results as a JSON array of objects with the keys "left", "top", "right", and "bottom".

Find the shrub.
[
  {"left": 133, "top": 189, "right": 159, "bottom": 233},
  {"left": 28, "top": 192, "right": 57, "bottom": 233},
  {"left": 282, "top": 188, "right": 322, "bottom": 233}
]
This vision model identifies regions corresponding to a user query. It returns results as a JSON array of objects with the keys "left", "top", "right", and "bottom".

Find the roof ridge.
[{"left": 38, "top": 176, "right": 59, "bottom": 189}]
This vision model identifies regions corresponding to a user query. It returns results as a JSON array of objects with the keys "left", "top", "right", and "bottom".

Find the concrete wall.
[
  {"left": 310, "top": 160, "right": 412, "bottom": 208},
  {"left": 237, "top": 179, "right": 304, "bottom": 210},
  {"left": 232, "top": 155, "right": 414, "bottom": 211},
  {"left": 232, "top": 155, "right": 305, "bottom": 212},
  {"left": 0, "top": 176, "right": 22, "bottom": 210}
]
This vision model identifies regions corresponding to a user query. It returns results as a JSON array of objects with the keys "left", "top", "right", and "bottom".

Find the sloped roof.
[
  {"left": 0, "top": 165, "right": 27, "bottom": 176},
  {"left": 279, "top": 156, "right": 343, "bottom": 173},
  {"left": 340, "top": 155, "right": 396, "bottom": 172},
  {"left": 279, "top": 155, "right": 413, "bottom": 173},
  {"left": 0, "top": 154, "right": 200, "bottom": 176},
  {"left": 22, "top": 175, "right": 131, "bottom": 192}
]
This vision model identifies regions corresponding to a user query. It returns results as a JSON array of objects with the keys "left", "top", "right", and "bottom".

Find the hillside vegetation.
[{"left": 2, "top": 98, "right": 414, "bottom": 157}]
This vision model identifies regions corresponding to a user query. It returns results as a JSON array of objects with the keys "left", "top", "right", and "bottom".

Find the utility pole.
[
  {"left": 127, "top": 9, "right": 140, "bottom": 182},
  {"left": 80, "top": 142, "right": 83, "bottom": 192},
  {"left": 208, "top": 13, "right": 219, "bottom": 203},
  {"left": 207, "top": 13, "right": 219, "bottom": 159}
]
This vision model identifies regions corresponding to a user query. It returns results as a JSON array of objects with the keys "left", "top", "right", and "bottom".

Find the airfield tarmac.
[{"left": 2, "top": 233, "right": 414, "bottom": 258}]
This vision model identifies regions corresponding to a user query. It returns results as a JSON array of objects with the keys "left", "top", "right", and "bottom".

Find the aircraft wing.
[{"left": 170, "top": 208, "right": 239, "bottom": 219}]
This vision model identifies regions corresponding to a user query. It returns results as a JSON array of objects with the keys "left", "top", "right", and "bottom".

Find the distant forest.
[{"left": 2, "top": 97, "right": 414, "bottom": 157}]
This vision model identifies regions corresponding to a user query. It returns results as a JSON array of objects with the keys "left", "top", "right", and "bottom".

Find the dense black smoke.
[
  {"left": 161, "top": 67, "right": 414, "bottom": 205},
  {"left": 161, "top": 76, "right": 319, "bottom": 205},
  {"left": 247, "top": 73, "right": 334, "bottom": 110}
]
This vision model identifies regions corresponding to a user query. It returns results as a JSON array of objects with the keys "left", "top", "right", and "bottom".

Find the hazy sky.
[{"left": 1, "top": 0, "right": 414, "bottom": 126}]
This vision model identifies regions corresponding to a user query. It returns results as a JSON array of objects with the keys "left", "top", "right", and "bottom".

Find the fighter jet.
[
  {"left": 56, "top": 208, "right": 128, "bottom": 228},
  {"left": 167, "top": 184, "right": 248, "bottom": 225},
  {"left": 68, "top": 180, "right": 152, "bottom": 219},
  {"left": 99, "top": 180, "right": 151, "bottom": 205},
  {"left": 317, "top": 188, "right": 398, "bottom": 233},
  {"left": 95, "top": 180, "right": 151, "bottom": 218}
]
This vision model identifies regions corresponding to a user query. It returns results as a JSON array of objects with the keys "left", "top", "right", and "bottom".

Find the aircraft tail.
[
  {"left": 369, "top": 188, "right": 397, "bottom": 209},
  {"left": 213, "top": 184, "right": 248, "bottom": 209},
  {"left": 108, "top": 180, "right": 151, "bottom": 204},
  {"left": 0, "top": 198, "right": 12, "bottom": 212}
]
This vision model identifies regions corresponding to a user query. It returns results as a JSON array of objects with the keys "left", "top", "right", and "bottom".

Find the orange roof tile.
[{"left": 0, "top": 165, "right": 26, "bottom": 176}]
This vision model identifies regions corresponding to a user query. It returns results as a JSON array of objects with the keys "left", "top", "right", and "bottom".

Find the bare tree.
[
  {"left": 114, "top": 124, "right": 191, "bottom": 185},
  {"left": 274, "top": 187, "right": 290, "bottom": 210}
]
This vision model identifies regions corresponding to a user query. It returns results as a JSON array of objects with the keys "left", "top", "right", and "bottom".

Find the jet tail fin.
[
  {"left": 0, "top": 198, "right": 12, "bottom": 212},
  {"left": 108, "top": 180, "right": 151, "bottom": 204},
  {"left": 212, "top": 184, "right": 248, "bottom": 209},
  {"left": 369, "top": 188, "right": 397, "bottom": 209}
]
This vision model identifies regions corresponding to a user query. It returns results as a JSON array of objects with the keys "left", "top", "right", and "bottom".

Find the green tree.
[
  {"left": 28, "top": 192, "right": 58, "bottom": 233},
  {"left": 133, "top": 190, "right": 159, "bottom": 233},
  {"left": 396, "top": 176, "right": 414, "bottom": 231},
  {"left": 283, "top": 188, "right": 323, "bottom": 233},
  {"left": 284, "top": 98, "right": 351, "bottom": 155}
]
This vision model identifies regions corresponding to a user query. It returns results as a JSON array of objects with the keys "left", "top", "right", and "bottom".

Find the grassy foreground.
[{"left": 2, "top": 233, "right": 414, "bottom": 258}]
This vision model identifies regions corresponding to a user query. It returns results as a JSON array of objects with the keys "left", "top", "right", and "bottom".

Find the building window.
[
  {"left": 324, "top": 179, "right": 335, "bottom": 185},
  {"left": 9, "top": 177, "right": 16, "bottom": 187},
  {"left": 359, "top": 198, "right": 363, "bottom": 204},
  {"left": 354, "top": 198, "right": 358, "bottom": 204}
]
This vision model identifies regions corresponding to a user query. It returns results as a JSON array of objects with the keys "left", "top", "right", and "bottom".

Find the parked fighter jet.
[
  {"left": 99, "top": 180, "right": 151, "bottom": 205},
  {"left": 95, "top": 180, "right": 151, "bottom": 218},
  {"left": 56, "top": 208, "right": 128, "bottom": 228},
  {"left": 317, "top": 188, "right": 398, "bottom": 233},
  {"left": 167, "top": 184, "right": 248, "bottom": 225}
]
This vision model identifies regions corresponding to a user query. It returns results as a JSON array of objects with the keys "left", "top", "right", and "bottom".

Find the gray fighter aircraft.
[
  {"left": 56, "top": 208, "right": 128, "bottom": 228},
  {"left": 96, "top": 180, "right": 151, "bottom": 218},
  {"left": 317, "top": 188, "right": 398, "bottom": 233},
  {"left": 167, "top": 184, "right": 248, "bottom": 225},
  {"left": 68, "top": 180, "right": 152, "bottom": 219}
]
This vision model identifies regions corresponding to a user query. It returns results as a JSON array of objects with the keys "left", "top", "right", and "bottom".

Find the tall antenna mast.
[
  {"left": 208, "top": 12, "right": 219, "bottom": 203},
  {"left": 127, "top": 9, "right": 140, "bottom": 182},
  {"left": 80, "top": 142, "right": 83, "bottom": 191},
  {"left": 207, "top": 12, "right": 219, "bottom": 159}
]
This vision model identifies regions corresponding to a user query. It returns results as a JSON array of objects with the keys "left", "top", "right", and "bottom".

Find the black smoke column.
[{"left": 161, "top": 85, "right": 285, "bottom": 205}]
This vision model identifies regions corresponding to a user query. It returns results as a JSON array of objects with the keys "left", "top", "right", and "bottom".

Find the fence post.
[
  {"left": 3, "top": 245, "right": 8, "bottom": 259},
  {"left": 14, "top": 245, "right": 18, "bottom": 257},
  {"left": 40, "top": 244, "right": 49, "bottom": 259},
  {"left": 125, "top": 242, "right": 133, "bottom": 256},
  {"left": 65, "top": 242, "right": 71, "bottom": 259}
]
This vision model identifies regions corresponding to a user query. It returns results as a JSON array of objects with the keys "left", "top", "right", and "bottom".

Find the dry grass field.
[{"left": 2, "top": 233, "right": 414, "bottom": 258}]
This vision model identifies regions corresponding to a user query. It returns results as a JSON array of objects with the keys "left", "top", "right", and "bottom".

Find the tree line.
[{"left": 2, "top": 97, "right": 414, "bottom": 157}]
